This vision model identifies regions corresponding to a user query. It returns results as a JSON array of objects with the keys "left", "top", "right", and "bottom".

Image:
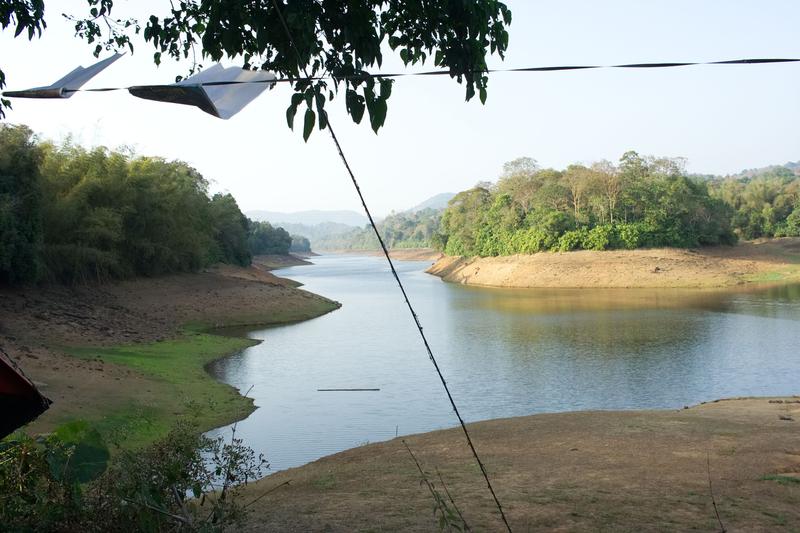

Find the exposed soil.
[
  {"left": 428, "top": 238, "right": 800, "bottom": 289},
  {"left": 354, "top": 248, "right": 443, "bottom": 262},
  {"left": 0, "top": 258, "right": 338, "bottom": 434},
  {"left": 243, "top": 397, "right": 800, "bottom": 532},
  {"left": 252, "top": 253, "right": 313, "bottom": 271}
]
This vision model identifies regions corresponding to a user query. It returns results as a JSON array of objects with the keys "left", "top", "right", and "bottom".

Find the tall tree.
[
  {"left": 592, "top": 160, "right": 622, "bottom": 224},
  {"left": 0, "top": 124, "right": 42, "bottom": 283}
]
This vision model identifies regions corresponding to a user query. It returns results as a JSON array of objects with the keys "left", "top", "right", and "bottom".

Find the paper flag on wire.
[
  {"left": 2, "top": 53, "right": 123, "bottom": 99},
  {"left": 128, "top": 65, "right": 276, "bottom": 119}
]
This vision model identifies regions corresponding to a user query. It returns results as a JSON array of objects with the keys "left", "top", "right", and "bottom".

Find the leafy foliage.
[
  {"left": 0, "top": 421, "right": 267, "bottom": 532},
  {"left": 707, "top": 165, "right": 800, "bottom": 239},
  {"left": 1, "top": 1, "right": 512, "bottom": 136},
  {"left": 247, "top": 220, "right": 292, "bottom": 255},
  {"left": 435, "top": 152, "right": 739, "bottom": 256},
  {"left": 0, "top": 124, "right": 294, "bottom": 285},
  {"left": 310, "top": 207, "right": 442, "bottom": 250},
  {"left": 289, "top": 234, "right": 310, "bottom": 253},
  {"left": 0, "top": 123, "right": 42, "bottom": 283}
]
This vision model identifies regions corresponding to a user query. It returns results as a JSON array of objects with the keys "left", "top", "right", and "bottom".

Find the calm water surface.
[{"left": 208, "top": 254, "right": 800, "bottom": 472}]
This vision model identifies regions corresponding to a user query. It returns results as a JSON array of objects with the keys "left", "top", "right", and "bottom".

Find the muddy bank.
[
  {"left": 252, "top": 254, "right": 313, "bottom": 271},
  {"left": 428, "top": 238, "right": 800, "bottom": 289},
  {"left": 242, "top": 397, "right": 800, "bottom": 531},
  {"left": 0, "top": 262, "right": 339, "bottom": 438},
  {"left": 342, "top": 247, "right": 442, "bottom": 262}
]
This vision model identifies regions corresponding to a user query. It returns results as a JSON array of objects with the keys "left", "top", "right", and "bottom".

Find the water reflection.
[{"left": 208, "top": 255, "right": 800, "bottom": 472}]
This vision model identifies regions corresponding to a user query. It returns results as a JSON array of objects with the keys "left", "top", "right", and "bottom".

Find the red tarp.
[{"left": 0, "top": 354, "right": 51, "bottom": 438}]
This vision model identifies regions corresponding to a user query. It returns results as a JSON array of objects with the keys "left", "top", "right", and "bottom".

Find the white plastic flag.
[
  {"left": 128, "top": 65, "right": 276, "bottom": 119},
  {"left": 3, "top": 53, "right": 123, "bottom": 98}
]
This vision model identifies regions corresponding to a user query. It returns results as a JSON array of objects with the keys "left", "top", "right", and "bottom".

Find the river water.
[{"left": 207, "top": 254, "right": 800, "bottom": 472}]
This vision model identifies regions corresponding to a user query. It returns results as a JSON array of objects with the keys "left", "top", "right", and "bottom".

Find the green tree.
[
  {"left": 0, "top": 123, "right": 42, "bottom": 283},
  {"left": 1, "top": 1, "right": 512, "bottom": 136},
  {"left": 248, "top": 220, "right": 292, "bottom": 255}
]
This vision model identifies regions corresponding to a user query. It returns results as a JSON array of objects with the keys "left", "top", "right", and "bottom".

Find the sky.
[{"left": 1, "top": 1, "right": 799, "bottom": 216}]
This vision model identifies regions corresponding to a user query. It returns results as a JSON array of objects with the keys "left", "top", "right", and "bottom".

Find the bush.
[
  {"left": 555, "top": 228, "right": 588, "bottom": 252},
  {"left": 582, "top": 225, "right": 617, "bottom": 251},
  {"left": 0, "top": 421, "right": 267, "bottom": 532}
]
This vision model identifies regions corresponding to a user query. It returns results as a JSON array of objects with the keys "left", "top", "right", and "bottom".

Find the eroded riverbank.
[
  {"left": 241, "top": 397, "right": 800, "bottom": 531},
  {"left": 2, "top": 255, "right": 339, "bottom": 446},
  {"left": 428, "top": 238, "right": 800, "bottom": 289}
]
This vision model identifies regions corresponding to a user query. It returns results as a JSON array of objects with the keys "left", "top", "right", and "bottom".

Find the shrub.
[{"left": 0, "top": 421, "right": 267, "bottom": 532}]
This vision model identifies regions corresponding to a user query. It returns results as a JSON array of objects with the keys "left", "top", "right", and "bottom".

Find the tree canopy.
[
  {"left": 1, "top": 0, "right": 512, "bottom": 138},
  {"left": 435, "top": 152, "right": 742, "bottom": 257},
  {"left": 0, "top": 123, "right": 295, "bottom": 284}
]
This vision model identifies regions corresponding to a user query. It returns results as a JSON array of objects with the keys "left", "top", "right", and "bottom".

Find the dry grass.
[
  {"left": 428, "top": 238, "right": 800, "bottom": 289},
  {"left": 242, "top": 398, "right": 800, "bottom": 531}
]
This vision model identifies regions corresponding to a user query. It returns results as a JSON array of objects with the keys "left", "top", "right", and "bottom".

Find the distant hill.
[
  {"left": 406, "top": 192, "right": 455, "bottom": 213},
  {"left": 247, "top": 209, "right": 368, "bottom": 227},
  {"left": 272, "top": 221, "right": 360, "bottom": 243},
  {"left": 733, "top": 161, "right": 800, "bottom": 179}
]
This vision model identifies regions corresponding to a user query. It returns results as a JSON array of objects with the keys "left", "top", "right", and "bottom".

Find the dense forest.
[
  {"left": 707, "top": 166, "right": 800, "bottom": 240},
  {"left": 312, "top": 154, "right": 800, "bottom": 255},
  {"left": 436, "top": 154, "right": 739, "bottom": 256},
  {"left": 320, "top": 154, "right": 793, "bottom": 257},
  {"left": 0, "top": 124, "right": 291, "bottom": 285},
  {"left": 311, "top": 208, "right": 442, "bottom": 250}
]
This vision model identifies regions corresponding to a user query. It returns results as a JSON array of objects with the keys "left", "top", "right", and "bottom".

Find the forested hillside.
[
  {"left": 433, "top": 154, "right": 800, "bottom": 257},
  {"left": 312, "top": 208, "right": 442, "bottom": 250},
  {"left": 0, "top": 124, "right": 291, "bottom": 285},
  {"left": 708, "top": 166, "right": 800, "bottom": 239}
]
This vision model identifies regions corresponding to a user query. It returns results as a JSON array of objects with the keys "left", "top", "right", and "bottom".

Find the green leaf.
[
  {"left": 319, "top": 108, "right": 328, "bottom": 130},
  {"left": 346, "top": 89, "right": 365, "bottom": 124},
  {"left": 303, "top": 107, "right": 316, "bottom": 142},
  {"left": 47, "top": 420, "right": 110, "bottom": 483},
  {"left": 379, "top": 78, "right": 393, "bottom": 100},
  {"left": 286, "top": 104, "right": 298, "bottom": 130},
  {"left": 368, "top": 97, "right": 387, "bottom": 133}
]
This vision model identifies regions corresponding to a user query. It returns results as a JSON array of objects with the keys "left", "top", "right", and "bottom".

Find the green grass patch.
[
  {"left": 312, "top": 473, "right": 337, "bottom": 490},
  {"left": 762, "top": 474, "right": 800, "bottom": 486},
  {"left": 64, "top": 332, "right": 258, "bottom": 449},
  {"left": 49, "top": 296, "right": 340, "bottom": 449}
]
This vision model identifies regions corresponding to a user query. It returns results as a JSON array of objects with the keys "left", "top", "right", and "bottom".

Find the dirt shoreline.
[
  {"left": 326, "top": 247, "right": 443, "bottom": 262},
  {"left": 428, "top": 238, "right": 800, "bottom": 289},
  {"left": 243, "top": 397, "right": 800, "bottom": 531},
  {"left": 0, "top": 255, "right": 339, "bottom": 440}
]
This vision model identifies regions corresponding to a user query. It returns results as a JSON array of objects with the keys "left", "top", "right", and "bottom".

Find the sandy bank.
[
  {"left": 252, "top": 253, "right": 313, "bottom": 270},
  {"left": 0, "top": 260, "right": 339, "bottom": 440},
  {"left": 342, "top": 247, "right": 443, "bottom": 262},
  {"left": 243, "top": 397, "right": 800, "bottom": 531},
  {"left": 428, "top": 238, "right": 800, "bottom": 289}
]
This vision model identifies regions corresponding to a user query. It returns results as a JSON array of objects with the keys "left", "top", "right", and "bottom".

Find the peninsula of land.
[{"left": 427, "top": 238, "right": 800, "bottom": 289}]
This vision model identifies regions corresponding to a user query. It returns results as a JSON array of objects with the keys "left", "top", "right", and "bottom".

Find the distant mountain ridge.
[
  {"left": 733, "top": 161, "right": 800, "bottom": 179},
  {"left": 247, "top": 193, "right": 455, "bottom": 251},
  {"left": 247, "top": 209, "right": 368, "bottom": 227},
  {"left": 405, "top": 192, "right": 455, "bottom": 213}
]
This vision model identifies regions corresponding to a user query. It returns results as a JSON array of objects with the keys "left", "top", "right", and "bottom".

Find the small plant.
[
  {"left": 402, "top": 440, "right": 469, "bottom": 532},
  {"left": 0, "top": 420, "right": 267, "bottom": 532}
]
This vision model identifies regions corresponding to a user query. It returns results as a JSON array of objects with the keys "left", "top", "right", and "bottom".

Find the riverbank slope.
[
  {"left": 1, "top": 256, "right": 339, "bottom": 447},
  {"left": 343, "top": 247, "right": 442, "bottom": 261},
  {"left": 428, "top": 238, "right": 800, "bottom": 288},
  {"left": 243, "top": 397, "right": 800, "bottom": 531}
]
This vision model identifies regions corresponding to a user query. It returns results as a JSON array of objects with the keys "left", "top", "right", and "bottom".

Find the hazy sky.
[{"left": 1, "top": 1, "right": 799, "bottom": 215}]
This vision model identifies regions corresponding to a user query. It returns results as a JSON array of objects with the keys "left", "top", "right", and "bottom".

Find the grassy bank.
[
  {"left": 4, "top": 264, "right": 340, "bottom": 449},
  {"left": 61, "top": 333, "right": 258, "bottom": 450},
  {"left": 56, "top": 298, "right": 339, "bottom": 450}
]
